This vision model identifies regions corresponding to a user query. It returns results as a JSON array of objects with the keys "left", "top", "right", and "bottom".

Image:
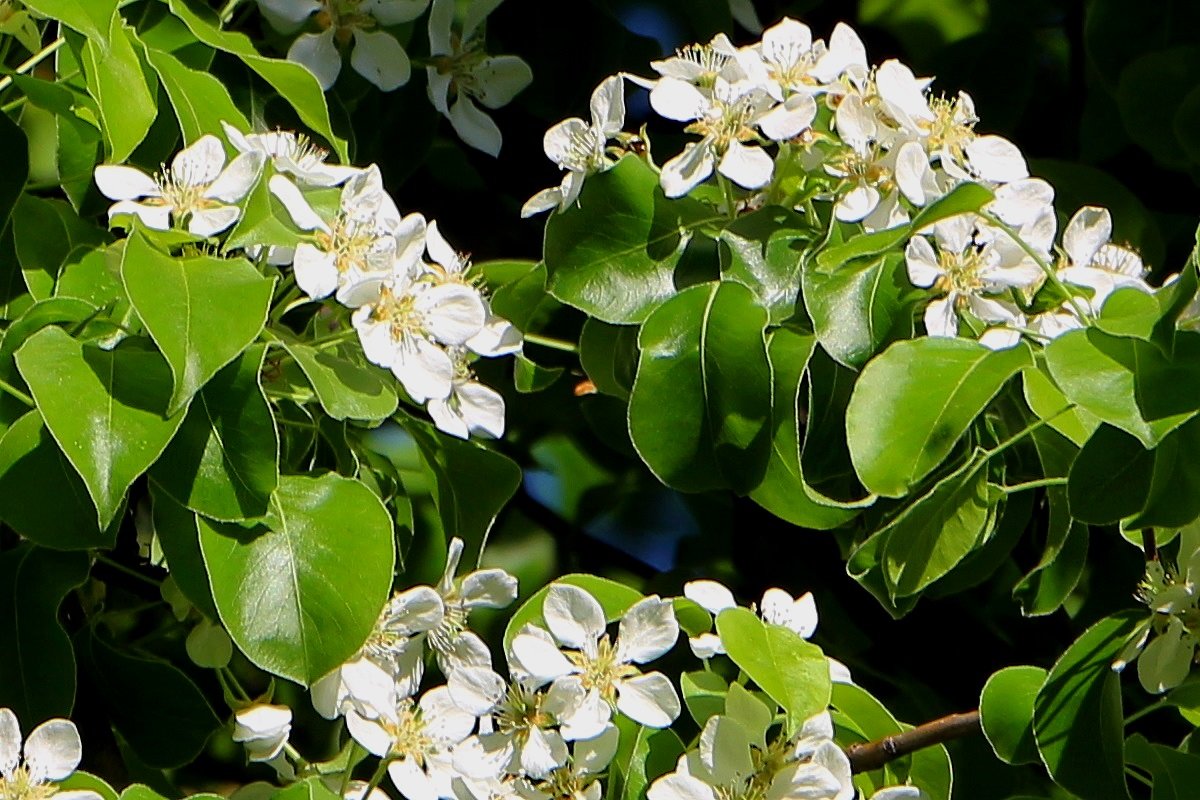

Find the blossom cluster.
[
  {"left": 524, "top": 18, "right": 1156, "bottom": 351},
  {"left": 1115, "top": 526, "right": 1200, "bottom": 694},
  {"left": 93, "top": 125, "right": 521, "bottom": 441},
  {"left": 0, "top": 709, "right": 97, "bottom": 800},
  {"left": 254, "top": 0, "right": 532, "bottom": 156},
  {"left": 226, "top": 566, "right": 923, "bottom": 800}
]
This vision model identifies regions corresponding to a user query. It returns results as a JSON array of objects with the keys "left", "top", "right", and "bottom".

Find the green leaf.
[
  {"left": 618, "top": 724, "right": 685, "bottom": 800},
  {"left": 405, "top": 420, "right": 522, "bottom": 565},
  {"left": 1123, "top": 415, "right": 1200, "bottom": 529},
  {"left": 579, "top": 319, "right": 637, "bottom": 400},
  {"left": 750, "top": 329, "right": 865, "bottom": 529},
  {"left": 879, "top": 454, "right": 996, "bottom": 597},
  {"left": 1044, "top": 328, "right": 1200, "bottom": 447},
  {"left": 514, "top": 353, "right": 564, "bottom": 392},
  {"left": 803, "top": 252, "right": 913, "bottom": 369},
  {"left": 1067, "top": 424, "right": 1156, "bottom": 525},
  {"left": 281, "top": 340, "right": 398, "bottom": 422},
  {"left": 0, "top": 111, "right": 29, "bottom": 230},
  {"left": 1125, "top": 734, "right": 1200, "bottom": 800},
  {"left": 59, "top": 773, "right": 118, "bottom": 800},
  {"left": 503, "top": 574, "right": 642, "bottom": 648},
  {"left": 544, "top": 156, "right": 720, "bottom": 323},
  {"left": 717, "top": 206, "right": 810, "bottom": 324},
  {"left": 150, "top": 345, "right": 278, "bottom": 521},
  {"left": 119, "top": 786, "right": 169, "bottom": 800},
  {"left": 12, "top": 195, "right": 111, "bottom": 300},
  {"left": 815, "top": 183, "right": 994, "bottom": 270},
  {"left": 980, "top": 666, "right": 1046, "bottom": 765},
  {"left": 143, "top": 44, "right": 250, "bottom": 143},
  {"left": 484, "top": 260, "right": 560, "bottom": 333},
  {"left": 1033, "top": 610, "right": 1140, "bottom": 800},
  {"left": 122, "top": 235, "right": 273, "bottom": 414},
  {"left": 801, "top": 346, "right": 873, "bottom": 505},
  {"left": 0, "top": 544, "right": 90, "bottom": 723},
  {"left": 0, "top": 412, "right": 113, "bottom": 549},
  {"left": 198, "top": 473, "right": 395, "bottom": 685},
  {"left": 681, "top": 669, "right": 728, "bottom": 727},
  {"left": 22, "top": 0, "right": 117, "bottom": 42},
  {"left": 1013, "top": 428, "right": 1088, "bottom": 616},
  {"left": 166, "top": 0, "right": 348, "bottom": 162},
  {"left": 149, "top": 485, "right": 218, "bottom": 619},
  {"left": 81, "top": 16, "right": 158, "bottom": 162},
  {"left": 847, "top": 338, "right": 1032, "bottom": 497},
  {"left": 15, "top": 328, "right": 185, "bottom": 528},
  {"left": 271, "top": 778, "right": 341, "bottom": 800},
  {"left": 628, "top": 281, "right": 772, "bottom": 494},
  {"left": 715, "top": 607, "right": 831, "bottom": 733},
  {"left": 76, "top": 628, "right": 220, "bottom": 769},
  {"left": 1022, "top": 364, "right": 1099, "bottom": 447}
]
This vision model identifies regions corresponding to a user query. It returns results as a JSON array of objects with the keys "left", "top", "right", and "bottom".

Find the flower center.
[
  {"left": 537, "top": 766, "right": 596, "bottom": 800},
  {"left": 154, "top": 165, "right": 218, "bottom": 219},
  {"left": 0, "top": 767, "right": 58, "bottom": 800},
  {"left": 923, "top": 95, "right": 976, "bottom": 161},
  {"left": 427, "top": 600, "right": 469, "bottom": 655},
  {"left": 496, "top": 683, "right": 553, "bottom": 742},
  {"left": 381, "top": 701, "right": 434, "bottom": 764},
  {"left": 711, "top": 736, "right": 794, "bottom": 800},
  {"left": 317, "top": 215, "right": 388, "bottom": 275},
  {"left": 934, "top": 247, "right": 988, "bottom": 302},
  {"left": 566, "top": 635, "right": 639, "bottom": 702},
  {"left": 674, "top": 43, "right": 732, "bottom": 88},
  {"left": 685, "top": 94, "right": 761, "bottom": 153}
]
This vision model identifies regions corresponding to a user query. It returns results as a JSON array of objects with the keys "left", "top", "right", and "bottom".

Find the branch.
[{"left": 845, "top": 710, "right": 981, "bottom": 773}]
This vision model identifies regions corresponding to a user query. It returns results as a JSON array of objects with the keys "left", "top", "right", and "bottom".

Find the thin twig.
[
  {"left": 1142, "top": 529, "right": 1158, "bottom": 562},
  {"left": 845, "top": 710, "right": 981, "bottom": 773},
  {"left": 0, "top": 37, "right": 66, "bottom": 93}
]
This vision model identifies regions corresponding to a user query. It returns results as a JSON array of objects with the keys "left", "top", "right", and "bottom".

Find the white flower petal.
[
  {"left": 256, "top": 0, "right": 321, "bottom": 30},
  {"left": 574, "top": 724, "right": 620, "bottom": 775},
  {"left": 93, "top": 165, "right": 159, "bottom": 200},
  {"left": 448, "top": 96, "right": 504, "bottom": 157},
  {"left": 368, "top": 0, "right": 431, "bottom": 26},
  {"left": 0, "top": 709, "right": 20, "bottom": 776},
  {"left": 187, "top": 205, "right": 242, "bottom": 237},
  {"left": 811, "top": 741, "right": 854, "bottom": 800},
  {"left": 766, "top": 762, "right": 841, "bottom": 800},
  {"left": 420, "top": 284, "right": 488, "bottom": 345},
  {"left": 758, "top": 94, "right": 817, "bottom": 142},
  {"left": 510, "top": 633, "right": 576, "bottom": 685},
  {"left": 835, "top": 184, "right": 880, "bottom": 222},
  {"left": 648, "top": 774, "right": 717, "bottom": 800},
  {"left": 965, "top": 135, "right": 1028, "bottom": 183},
  {"left": 905, "top": 236, "right": 942, "bottom": 288},
  {"left": 289, "top": 29, "right": 342, "bottom": 91},
  {"left": 543, "top": 584, "right": 606, "bottom": 648},
  {"left": 520, "top": 727, "right": 568, "bottom": 778},
  {"left": 269, "top": 174, "right": 327, "bottom": 231},
  {"left": 924, "top": 297, "right": 958, "bottom": 338},
  {"left": 660, "top": 142, "right": 715, "bottom": 198},
  {"left": 522, "top": 187, "right": 564, "bottom": 218},
  {"left": 590, "top": 75, "right": 626, "bottom": 135},
  {"left": 1064, "top": 206, "right": 1112, "bottom": 268},
  {"left": 558, "top": 687, "right": 611, "bottom": 741},
  {"left": 171, "top": 135, "right": 226, "bottom": 185},
  {"left": 684, "top": 580, "right": 736, "bottom": 614},
  {"left": 688, "top": 633, "right": 725, "bottom": 659},
  {"left": 471, "top": 56, "right": 533, "bottom": 110},
  {"left": 649, "top": 78, "right": 708, "bottom": 122},
  {"left": 24, "top": 719, "right": 82, "bottom": 782},
  {"left": 205, "top": 151, "right": 264, "bottom": 203},
  {"left": 811, "top": 22, "right": 867, "bottom": 83},
  {"left": 351, "top": 29, "right": 411, "bottom": 91},
  {"left": 615, "top": 672, "right": 681, "bottom": 728},
  {"left": 616, "top": 596, "right": 679, "bottom": 664},
  {"left": 394, "top": 336, "right": 455, "bottom": 403},
  {"left": 461, "top": 569, "right": 518, "bottom": 609},
  {"left": 718, "top": 142, "right": 774, "bottom": 190},
  {"left": 448, "top": 667, "right": 506, "bottom": 715},
  {"left": 293, "top": 243, "right": 339, "bottom": 300},
  {"left": 107, "top": 200, "right": 172, "bottom": 231},
  {"left": 420, "top": 686, "right": 476, "bottom": 746},
  {"left": 389, "top": 756, "right": 438, "bottom": 800}
]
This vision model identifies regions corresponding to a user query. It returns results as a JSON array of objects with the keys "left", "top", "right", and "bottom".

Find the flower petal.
[
  {"left": 1064, "top": 206, "right": 1112, "bottom": 269},
  {"left": 394, "top": 336, "right": 454, "bottom": 403},
  {"left": 269, "top": 174, "right": 327, "bottom": 231},
  {"left": 573, "top": 724, "right": 619, "bottom": 774},
  {"left": 965, "top": 135, "right": 1028, "bottom": 183},
  {"left": 187, "top": 205, "right": 242, "bottom": 237},
  {"left": 205, "top": 151, "right": 265, "bottom": 203},
  {"left": 615, "top": 672, "right": 681, "bottom": 728},
  {"left": 419, "top": 283, "right": 488, "bottom": 345},
  {"left": 648, "top": 773, "right": 717, "bottom": 800},
  {"left": 471, "top": 56, "right": 533, "bottom": 109},
  {"left": 420, "top": 686, "right": 476, "bottom": 746},
  {"left": 461, "top": 568, "right": 518, "bottom": 609},
  {"left": 107, "top": 200, "right": 172, "bottom": 231},
  {"left": 448, "top": 667, "right": 506, "bottom": 715},
  {"left": 368, "top": 0, "right": 430, "bottom": 25},
  {"left": 543, "top": 584, "right": 606, "bottom": 648},
  {"left": 923, "top": 297, "right": 959, "bottom": 338},
  {"left": 388, "top": 756, "right": 438, "bottom": 800},
  {"left": 448, "top": 96, "right": 503, "bottom": 157},
  {"left": 24, "top": 719, "right": 82, "bottom": 782},
  {"left": 649, "top": 77, "right": 707, "bottom": 122},
  {"left": 289, "top": 29, "right": 342, "bottom": 91},
  {"left": 905, "top": 235, "right": 942, "bottom": 288},
  {"left": 510, "top": 633, "right": 576, "bottom": 685},
  {"left": 0, "top": 709, "right": 20, "bottom": 776},
  {"left": 758, "top": 93, "right": 817, "bottom": 142},
  {"left": 616, "top": 596, "right": 679, "bottom": 664},
  {"left": 351, "top": 29, "right": 411, "bottom": 91},
  {"left": 660, "top": 142, "right": 715, "bottom": 198},
  {"left": 93, "top": 165, "right": 159, "bottom": 200},
  {"left": 590, "top": 75, "right": 626, "bottom": 135},
  {"left": 171, "top": 135, "right": 226, "bottom": 185},
  {"left": 683, "top": 580, "right": 736, "bottom": 614}
]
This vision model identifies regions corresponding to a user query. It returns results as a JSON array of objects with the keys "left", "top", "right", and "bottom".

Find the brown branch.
[
  {"left": 1142, "top": 529, "right": 1158, "bottom": 562},
  {"left": 844, "top": 710, "right": 981, "bottom": 773}
]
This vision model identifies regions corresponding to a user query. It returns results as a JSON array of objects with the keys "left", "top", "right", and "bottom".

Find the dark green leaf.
[
  {"left": 0, "top": 544, "right": 90, "bottom": 722},
  {"left": 143, "top": 44, "right": 250, "bottom": 144},
  {"left": 1033, "top": 610, "right": 1140, "bottom": 800},
  {"left": 718, "top": 206, "right": 809, "bottom": 323},
  {"left": 12, "top": 195, "right": 110, "bottom": 300},
  {"left": 76, "top": 628, "right": 220, "bottom": 769},
  {"left": 150, "top": 485, "right": 218, "bottom": 619},
  {"left": 150, "top": 345, "right": 278, "bottom": 521},
  {"left": 629, "top": 281, "right": 772, "bottom": 494},
  {"left": 804, "top": 252, "right": 913, "bottom": 368},
  {"left": 0, "top": 111, "right": 29, "bottom": 230},
  {"left": 1068, "top": 424, "right": 1156, "bottom": 525},
  {"left": 281, "top": 340, "right": 398, "bottom": 422},
  {"left": 22, "top": 0, "right": 117, "bottom": 42},
  {"left": 1125, "top": 734, "right": 1200, "bottom": 800},
  {"left": 0, "top": 412, "right": 113, "bottom": 549}
]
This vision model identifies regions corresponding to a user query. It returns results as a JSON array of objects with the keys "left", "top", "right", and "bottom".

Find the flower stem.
[
  {"left": 0, "top": 376, "right": 33, "bottom": 407},
  {"left": 219, "top": 0, "right": 244, "bottom": 24},
  {"left": 524, "top": 333, "right": 578, "bottom": 353},
  {"left": 1124, "top": 698, "right": 1169, "bottom": 726},
  {"left": 983, "top": 405, "right": 1074, "bottom": 460},
  {"left": 93, "top": 554, "right": 161, "bottom": 588},
  {"left": 998, "top": 476, "right": 1069, "bottom": 493},
  {"left": 362, "top": 757, "right": 392, "bottom": 799},
  {"left": 339, "top": 744, "right": 364, "bottom": 797},
  {"left": 0, "top": 36, "right": 66, "bottom": 93},
  {"left": 718, "top": 174, "right": 738, "bottom": 220}
]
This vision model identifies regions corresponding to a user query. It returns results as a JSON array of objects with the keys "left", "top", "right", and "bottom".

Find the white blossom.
[
  {"left": 270, "top": 165, "right": 416, "bottom": 306},
  {"left": 94, "top": 135, "right": 263, "bottom": 236},
  {"left": 0, "top": 710, "right": 99, "bottom": 800},
  {"left": 515, "top": 726, "right": 618, "bottom": 800},
  {"left": 426, "top": 0, "right": 532, "bottom": 156},
  {"left": 222, "top": 122, "right": 359, "bottom": 187},
  {"left": 510, "top": 585, "right": 681, "bottom": 739},
  {"left": 523, "top": 76, "right": 626, "bottom": 217},
  {"left": 232, "top": 704, "right": 293, "bottom": 763},
  {"left": 259, "top": 0, "right": 427, "bottom": 91}
]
